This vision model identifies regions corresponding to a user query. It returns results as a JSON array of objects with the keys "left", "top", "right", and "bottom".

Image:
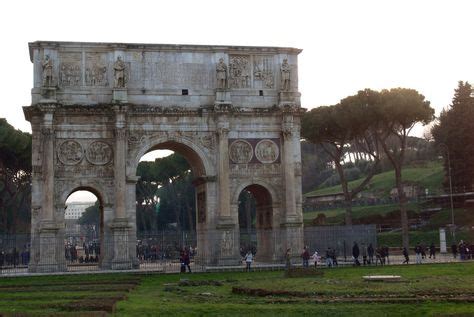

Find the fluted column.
[
  {"left": 217, "top": 123, "right": 231, "bottom": 220},
  {"left": 41, "top": 124, "right": 54, "bottom": 221},
  {"left": 113, "top": 106, "right": 127, "bottom": 219},
  {"left": 282, "top": 125, "right": 296, "bottom": 219}
]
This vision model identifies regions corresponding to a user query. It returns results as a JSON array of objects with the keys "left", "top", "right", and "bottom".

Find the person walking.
[
  {"left": 183, "top": 249, "right": 192, "bottom": 273},
  {"left": 352, "top": 242, "right": 360, "bottom": 266},
  {"left": 402, "top": 247, "right": 410, "bottom": 264},
  {"left": 429, "top": 242, "right": 436, "bottom": 259}
]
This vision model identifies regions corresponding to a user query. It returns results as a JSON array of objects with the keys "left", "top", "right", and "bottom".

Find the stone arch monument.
[{"left": 24, "top": 41, "right": 304, "bottom": 272}]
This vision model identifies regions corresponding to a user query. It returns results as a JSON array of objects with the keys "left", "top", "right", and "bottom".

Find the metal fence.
[{"left": 0, "top": 225, "right": 377, "bottom": 275}]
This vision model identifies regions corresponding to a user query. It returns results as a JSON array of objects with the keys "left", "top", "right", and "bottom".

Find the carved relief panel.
[
  {"left": 229, "top": 55, "right": 250, "bottom": 89},
  {"left": 85, "top": 53, "right": 109, "bottom": 86},
  {"left": 55, "top": 139, "right": 114, "bottom": 178},
  {"left": 228, "top": 138, "right": 280, "bottom": 164},
  {"left": 59, "top": 53, "right": 82, "bottom": 87},
  {"left": 253, "top": 56, "right": 274, "bottom": 89}
]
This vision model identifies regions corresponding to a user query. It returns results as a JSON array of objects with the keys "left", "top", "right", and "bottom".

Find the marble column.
[
  {"left": 217, "top": 123, "right": 231, "bottom": 222},
  {"left": 111, "top": 105, "right": 132, "bottom": 269},
  {"left": 282, "top": 127, "right": 296, "bottom": 220},
  {"left": 281, "top": 114, "right": 303, "bottom": 258},
  {"left": 37, "top": 105, "right": 63, "bottom": 272}
]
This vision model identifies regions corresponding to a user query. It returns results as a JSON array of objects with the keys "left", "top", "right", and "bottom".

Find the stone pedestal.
[
  {"left": 113, "top": 88, "right": 128, "bottom": 103},
  {"left": 216, "top": 222, "right": 240, "bottom": 265},
  {"left": 215, "top": 90, "right": 231, "bottom": 104},
  {"left": 278, "top": 91, "right": 300, "bottom": 106},
  {"left": 36, "top": 221, "right": 65, "bottom": 273},
  {"left": 110, "top": 218, "right": 132, "bottom": 270},
  {"left": 280, "top": 222, "right": 304, "bottom": 260},
  {"left": 40, "top": 87, "right": 57, "bottom": 103}
]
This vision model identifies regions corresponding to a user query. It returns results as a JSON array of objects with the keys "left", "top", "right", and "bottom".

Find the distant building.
[
  {"left": 65, "top": 202, "right": 94, "bottom": 220},
  {"left": 65, "top": 202, "right": 95, "bottom": 238}
]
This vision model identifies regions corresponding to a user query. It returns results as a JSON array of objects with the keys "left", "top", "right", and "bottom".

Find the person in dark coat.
[
  {"left": 429, "top": 242, "right": 436, "bottom": 259},
  {"left": 402, "top": 247, "right": 409, "bottom": 264},
  {"left": 352, "top": 242, "right": 360, "bottom": 266},
  {"left": 367, "top": 243, "right": 374, "bottom": 265}
]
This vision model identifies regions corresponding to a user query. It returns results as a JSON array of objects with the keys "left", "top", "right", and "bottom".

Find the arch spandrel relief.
[
  {"left": 57, "top": 140, "right": 84, "bottom": 165},
  {"left": 255, "top": 139, "right": 279, "bottom": 164},
  {"left": 86, "top": 141, "right": 113, "bottom": 165},
  {"left": 229, "top": 139, "right": 253, "bottom": 164}
]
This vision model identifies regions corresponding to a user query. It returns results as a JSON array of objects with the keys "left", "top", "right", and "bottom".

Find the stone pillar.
[
  {"left": 36, "top": 105, "right": 63, "bottom": 272},
  {"left": 280, "top": 114, "right": 304, "bottom": 258},
  {"left": 282, "top": 122, "right": 297, "bottom": 221},
  {"left": 216, "top": 121, "right": 231, "bottom": 222},
  {"left": 111, "top": 105, "right": 132, "bottom": 269},
  {"left": 215, "top": 119, "right": 239, "bottom": 265}
]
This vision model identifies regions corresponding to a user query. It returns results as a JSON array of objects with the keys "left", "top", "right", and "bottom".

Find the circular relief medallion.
[
  {"left": 255, "top": 139, "right": 279, "bottom": 164},
  {"left": 229, "top": 140, "right": 253, "bottom": 164},
  {"left": 86, "top": 141, "right": 113, "bottom": 165},
  {"left": 57, "top": 140, "right": 84, "bottom": 165}
]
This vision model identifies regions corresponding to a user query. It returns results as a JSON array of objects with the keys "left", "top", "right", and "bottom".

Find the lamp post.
[{"left": 439, "top": 144, "right": 455, "bottom": 242}]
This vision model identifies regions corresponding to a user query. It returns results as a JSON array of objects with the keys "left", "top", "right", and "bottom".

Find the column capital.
[{"left": 115, "top": 127, "right": 127, "bottom": 141}]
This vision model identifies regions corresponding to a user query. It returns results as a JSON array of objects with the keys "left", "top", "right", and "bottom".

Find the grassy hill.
[{"left": 304, "top": 162, "right": 444, "bottom": 198}]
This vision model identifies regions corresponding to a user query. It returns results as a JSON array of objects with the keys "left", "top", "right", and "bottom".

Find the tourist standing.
[
  {"left": 367, "top": 243, "right": 374, "bottom": 265},
  {"left": 325, "top": 247, "right": 333, "bottom": 268},
  {"left": 362, "top": 243, "right": 368, "bottom": 265},
  {"left": 415, "top": 242, "right": 423, "bottom": 264},
  {"left": 285, "top": 248, "right": 292, "bottom": 270},
  {"left": 244, "top": 251, "right": 253, "bottom": 272},
  {"left": 429, "top": 242, "right": 436, "bottom": 259},
  {"left": 301, "top": 246, "right": 310, "bottom": 268},
  {"left": 312, "top": 251, "right": 320, "bottom": 267}
]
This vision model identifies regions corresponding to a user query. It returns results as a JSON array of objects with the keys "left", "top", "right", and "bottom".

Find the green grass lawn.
[
  {"left": 116, "top": 263, "right": 474, "bottom": 316},
  {"left": 305, "top": 162, "right": 444, "bottom": 197},
  {"left": 1, "top": 263, "right": 473, "bottom": 316}
]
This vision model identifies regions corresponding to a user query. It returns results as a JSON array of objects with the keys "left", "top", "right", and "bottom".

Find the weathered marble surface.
[{"left": 25, "top": 41, "right": 304, "bottom": 272}]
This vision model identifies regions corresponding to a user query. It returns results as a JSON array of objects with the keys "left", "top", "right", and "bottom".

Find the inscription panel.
[{"left": 153, "top": 62, "right": 212, "bottom": 88}]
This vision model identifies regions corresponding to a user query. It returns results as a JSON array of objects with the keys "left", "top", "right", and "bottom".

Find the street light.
[{"left": 439, "top": 143, "right": 455, "bottom": 241}]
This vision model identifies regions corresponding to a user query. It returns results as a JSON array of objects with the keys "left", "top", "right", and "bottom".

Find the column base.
[
  {"left": 35, "top": 221, "right": 66, "bottom": 273},
  {"left": 110, "top": 218, "right": 132, "bottom": 270}
]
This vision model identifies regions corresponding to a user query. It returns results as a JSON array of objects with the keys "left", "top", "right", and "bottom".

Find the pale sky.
[{"left": 2, "top": 0, "right": 474, "bottom": 202}]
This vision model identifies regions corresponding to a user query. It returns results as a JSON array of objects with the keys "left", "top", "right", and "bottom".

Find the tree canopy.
[
  {"left": 0, "top": 119, "right": 32, "bottom": 234},
  {"left": 432, "top": 81, "right": 474, "bottom": 191}
]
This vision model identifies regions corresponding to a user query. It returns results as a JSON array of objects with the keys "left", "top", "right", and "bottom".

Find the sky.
[{"left": 2, "top": 0, "right": 474, "bottom": 202}]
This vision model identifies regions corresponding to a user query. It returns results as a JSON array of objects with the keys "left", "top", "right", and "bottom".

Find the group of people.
[
  {"left": 451, "top": 240, "right": 474, "bottom": 260},
  {"left": 0, "top": 246, "right": 29, "bottom": 267}
]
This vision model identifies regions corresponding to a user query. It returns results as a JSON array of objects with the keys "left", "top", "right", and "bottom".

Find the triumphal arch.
[{"left": 23, "top": 41, "right": 304, "bottom": 272}]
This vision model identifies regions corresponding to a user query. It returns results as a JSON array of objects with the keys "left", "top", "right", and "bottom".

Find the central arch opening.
[
  {"left": 238, "top": 184, "right": 274, "bottom": 262},
  {"left": 135, "top": 141, "right": 208, "bottom": 269}
]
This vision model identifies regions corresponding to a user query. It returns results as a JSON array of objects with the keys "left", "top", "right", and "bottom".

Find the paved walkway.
[{"left": 0, "top": 253, "right": 470, "bottom": 277}]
